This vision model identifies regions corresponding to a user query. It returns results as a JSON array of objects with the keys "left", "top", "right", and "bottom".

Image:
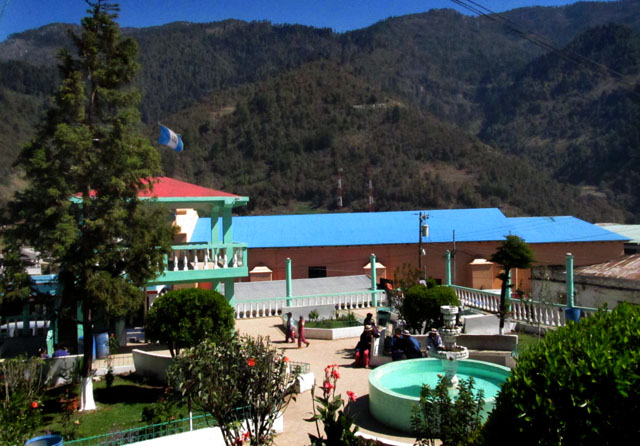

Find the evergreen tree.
[
  {"left": 490, "top": 235, "right": 534, "bottom": 335},
  {"left": 1, "top": 1, "right": 174, "bottom": 410}
]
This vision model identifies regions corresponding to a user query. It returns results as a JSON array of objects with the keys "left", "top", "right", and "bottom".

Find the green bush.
[
  {"left": 411, "top": 376, "right": 485, "bottom": 446},
  {"left": 400, "top": 285, "right": 459, "bottom": 333},
  {"left": 479, "top": 303, "right": 640, "bottom": 445},
  {"left": 145, "top": 288, "right": 235, "bottom": 357},
  {"left": 0, "top": 356, "right": 48, "bottom": 446}
]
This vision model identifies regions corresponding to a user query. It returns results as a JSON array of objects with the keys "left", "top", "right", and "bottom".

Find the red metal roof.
[
  {"left": 575, "top": 254, "right": 640, "bottom": 281},
  {"left": 141, "top": 177, "right": 239, "bottom": 198},
  {"left": 80, "top": 177, "right": 239, "bottom": 199}
]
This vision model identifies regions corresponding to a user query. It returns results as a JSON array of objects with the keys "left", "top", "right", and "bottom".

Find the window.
[{"left": 308, "top": 266, "right": 327, "bottom": 278}]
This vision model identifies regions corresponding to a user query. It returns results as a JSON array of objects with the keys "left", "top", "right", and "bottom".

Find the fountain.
[
  {"left": 429, "top": 305, "right": 468, "bottom": 387},
  {"left": 368, "top": 306, "right": 511, "bottom": 432}
]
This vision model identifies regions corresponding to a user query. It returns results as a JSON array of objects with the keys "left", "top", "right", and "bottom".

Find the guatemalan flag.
[{"left": 158, "top": 125, "right": 184, "bottom": 152}]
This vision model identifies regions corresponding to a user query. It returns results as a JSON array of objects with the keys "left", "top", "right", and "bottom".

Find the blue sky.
[{"left": 0, "top": 0, "right": 600, "bottom": 42}]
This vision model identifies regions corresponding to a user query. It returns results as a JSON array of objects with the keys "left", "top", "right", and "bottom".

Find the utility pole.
[
  {"left": 418, "top": 212, "right": 429, "bottom": 281},
  {"left": 336, "top": 167, "right": 343, "bottom": 209}
]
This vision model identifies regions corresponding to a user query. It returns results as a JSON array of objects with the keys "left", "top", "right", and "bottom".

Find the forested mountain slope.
[
  {"left": 481, "top": 24, "right": 640, "bottom": 220},
  {"left": 0, "top": 1, "right": 638, "bottom": 221},
  {"left": 156, "top": 61, "right": 622, "bottom": 220}
]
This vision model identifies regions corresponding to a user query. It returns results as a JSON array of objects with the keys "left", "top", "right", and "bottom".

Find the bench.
[{"left": 370, "top": 330, "right": 518, "bottom": 368}]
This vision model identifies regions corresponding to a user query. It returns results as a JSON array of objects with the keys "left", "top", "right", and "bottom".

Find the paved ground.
[{"left": 235, "top": 311, "right": 417, "bottom": 446}]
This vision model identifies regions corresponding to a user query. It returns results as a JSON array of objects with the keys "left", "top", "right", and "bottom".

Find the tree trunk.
[
  {"left": 80, "top": 302, "right": 96, "bottom": 411},
  {"left": 498, "top": 269, "right": 510, "bottom": 336}
]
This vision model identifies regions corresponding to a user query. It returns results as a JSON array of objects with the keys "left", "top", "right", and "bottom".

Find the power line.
[
  {"left": 0, "top": 0, "right": 11, "bottom": 29},
  {"left": 450, "top": 0, "right": 636, "bottom": 88}
]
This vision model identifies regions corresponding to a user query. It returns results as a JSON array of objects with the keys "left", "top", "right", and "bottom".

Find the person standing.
[
  {"left": 354, "top": 325, "right": 374, "bottom": 368},
  {"left": 298, "top": 315, "right": 310, "bottom": 348},
  {"left": 285, "top": 312, "right": 296, "bottom": 343}
]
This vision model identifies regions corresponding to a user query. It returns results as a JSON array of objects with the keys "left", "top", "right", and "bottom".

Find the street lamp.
[{"left": 418, "top": 212, "right": 429, "bottom": 281}]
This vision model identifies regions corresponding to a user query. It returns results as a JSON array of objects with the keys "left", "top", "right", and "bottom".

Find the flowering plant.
[
  {"left": 169, "top": 335, "right": 298, "bottom": 446},
  {"left": 306, "top": 364, "right": 360, "bottom": 445}
]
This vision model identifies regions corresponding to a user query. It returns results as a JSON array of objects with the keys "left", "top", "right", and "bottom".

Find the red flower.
[
  {"left": 247, "top": 358, "right": 256, "bottom": 367},
  {"left": 346, "top": 390, "right": 358, "bottom": 402},
  {"left": 31, "top": 401, "right": 38, "bottom": 409},
  {"left": 283, "top": 356, "right": 290, "bottom": 363},
  {"left": 322, "top": 380, "right": 334, "bottom": 393},
  {"left": 331, "top": 368, "right": 340, "bottom": 380}
]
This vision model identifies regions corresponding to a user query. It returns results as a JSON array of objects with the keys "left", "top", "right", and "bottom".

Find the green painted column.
[
  {"left": 210, "top": 207, "right": 220, "bottom": 244},
  {"left": 566, "top": 253, "right": 575, "bottom": 307},
  {"left": 222, "top": 206, "right": 233, "bottom": 267},
  {"left": 224, "top": 278, "right": 235, "bottom": 307},
  {"left": 370, "top": 253, "right": 377, "bottom": 307},
  {"left": 445, "top": 250, "right": 452, "bottom": 286},
  {"left": 286, "top": 258, "right": 292, "bottom": 306}
]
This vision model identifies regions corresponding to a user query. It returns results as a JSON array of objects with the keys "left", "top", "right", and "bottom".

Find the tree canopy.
[
  {"left": 490, "top": 235, "right": 534, "bottom": 334},
  {"left": 1, "top": 0, "right": 174, "bottom": 409}
]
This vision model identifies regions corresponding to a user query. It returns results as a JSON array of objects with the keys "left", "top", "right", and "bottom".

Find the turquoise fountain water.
[{"left": 368, "top": 306, "right": 511, "bottom": 433}]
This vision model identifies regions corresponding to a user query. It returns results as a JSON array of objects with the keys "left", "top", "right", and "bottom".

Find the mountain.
[
  {"left": 481, "top": 23, "right": 640, "bottom": 220},
  {"left": 0, "top": 1, "right": 638, "bottom": 222}
]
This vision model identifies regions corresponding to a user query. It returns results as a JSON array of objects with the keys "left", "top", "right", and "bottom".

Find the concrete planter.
[{"left": 303, "top": 325, "right": 364, "bottom": 340}]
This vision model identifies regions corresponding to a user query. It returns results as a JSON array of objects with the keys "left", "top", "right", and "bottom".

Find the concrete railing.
[
  {"left": 234, "top": 290, "right": 387, "bottom": 319},
  {"left": 451, "top": 285, "right": 600, "bottom": 328}
]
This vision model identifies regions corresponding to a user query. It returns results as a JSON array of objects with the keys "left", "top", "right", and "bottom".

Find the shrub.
[
  {"left": 168, "top": 335, "right": 297, "bottom": 446},
  {"left": 145, "top": 288, "right": 235, "bottom": 357},
  {"left": 0, "top": 356, "right": 48, "bottom": 445},
  {"left": 411, "top": 376, "right": 485, "bottom": 446},
  {"left": 479, "top": 303, "right": 640, "bottom": 445},
  {"left": 400, "top": 285, "right": 459, "bottom": 333}
]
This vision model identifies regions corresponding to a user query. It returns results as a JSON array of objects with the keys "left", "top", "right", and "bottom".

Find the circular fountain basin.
[{"left": 368, "top": 358, "right": 511, "bottom": 433}]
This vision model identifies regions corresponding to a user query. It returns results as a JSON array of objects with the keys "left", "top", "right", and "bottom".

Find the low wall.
[
  {"left": 129, "top": 412, "right": 285, "bottom": 446},
  {"left": 371, "top": 331, "right": 518, "bottom": 368},
  {"left": 303, "top": 325, "right": 364, "bottom": 340},
  {"left": 132, "top": 349, "right": 173, "bottom": 384},
  {"left": 462, "top": 313, "right": 515, "bottom": 335},
  {"left": 456, "top": 334, "right": 518, "bottom": 351}
]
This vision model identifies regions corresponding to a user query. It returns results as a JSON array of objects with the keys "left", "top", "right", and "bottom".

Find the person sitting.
[
  {"left": 402, "top": 330, "right": 423, "bottom": 359},
  {"left": 390, "top": 328, "right": 406, "bottom": 361},
  {"left": 354, "top": 325, "right": 374, "bottom": 368},
  {"left": 37, "top": 347, "right": 50, "bottom": 359},
  {"left": 426, "top": 328, "right": 444, "bottom": 357},
  {"left": 52, "top": 345, "right": 69, "bottom": 358},
  {"left": 363, "top": 312, "right": 380, "bottom": 337}
]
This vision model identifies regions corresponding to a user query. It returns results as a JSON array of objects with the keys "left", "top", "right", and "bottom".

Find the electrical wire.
[{"left": 449, "top": 0, "right": 637, "bottom": 90}]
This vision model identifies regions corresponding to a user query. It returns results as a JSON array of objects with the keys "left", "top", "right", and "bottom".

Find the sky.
[{"left": 0, "top": 0, "right": 605, "bottom": 42}]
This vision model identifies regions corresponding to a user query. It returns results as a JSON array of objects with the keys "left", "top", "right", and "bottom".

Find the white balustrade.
[
  {"left": 233, "top": 290, "right": 386, "bottom": 319},
  {"left": 453, "top": 285, "right": 600, "bottom": 328}
]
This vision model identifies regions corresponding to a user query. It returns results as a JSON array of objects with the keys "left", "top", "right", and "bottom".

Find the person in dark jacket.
[
  {"left": 354, "top": 325, "right": 375, "bottom": 368},
  {"left": 390, "top": 328, "right": 406, "bottom": 361},
  {"left": 402, "top": 330, "right": 423, "bottom": 359}
]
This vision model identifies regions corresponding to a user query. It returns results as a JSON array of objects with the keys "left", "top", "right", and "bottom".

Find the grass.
[
  {"left": 39, "top": 375, "right": 186, "bottom": 440},
  {"left": 306, "top": 319, "right": 362, "bottom": 329},
  {"left": 514, "top": 332, "right": 545, "bottom": 356}
]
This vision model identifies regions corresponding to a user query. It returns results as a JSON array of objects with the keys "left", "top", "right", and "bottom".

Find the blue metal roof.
[
  {"left": 190, "top": 208, "right": 627, "bottom": 247},
  {"left": 505, "top": 216, "right": 629, "bottom": 243}
]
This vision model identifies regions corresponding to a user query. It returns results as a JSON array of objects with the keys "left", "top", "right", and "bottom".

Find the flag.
[{"left": 158, "top": 125, "right": 184, "bottom": 152}]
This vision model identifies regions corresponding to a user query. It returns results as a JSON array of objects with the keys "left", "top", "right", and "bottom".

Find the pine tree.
[{"left": 2, "top": 1, "right": 174, "bottom": 410}]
